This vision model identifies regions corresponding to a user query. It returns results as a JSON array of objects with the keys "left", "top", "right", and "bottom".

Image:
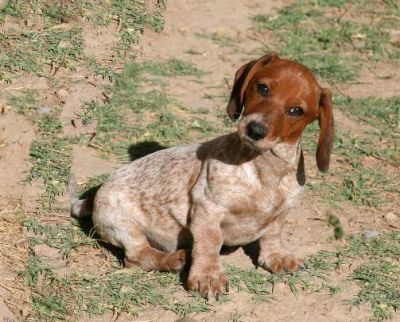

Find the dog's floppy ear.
[
  {"left": 316, "top": 88, "right": 334, "bottom": 172},
  {"left": 226, "top": 52, "right": 279, "bottom": 120}
]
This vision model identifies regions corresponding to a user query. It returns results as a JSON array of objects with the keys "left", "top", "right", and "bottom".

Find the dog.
[{"left": 69, "top": 52, "right": 334, "bottom": 300}]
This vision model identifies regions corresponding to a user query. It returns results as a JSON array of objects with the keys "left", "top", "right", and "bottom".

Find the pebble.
[
  {"left": 363, "top": 229, "right": 380, "bottom": 239},
  {"left": 384, "top": 212, "right": 400, "bottom": 228},
  {"left": 37, "top": 106, "right": 52, "bottom": 114},
  {"left": 389, "top": 30, "right": 400, "bottom": 47},
  {"left": 57, "top": 88, "right": 69, "bottom": 98},
  {"left": 33, "top": 244, "right": 62, "bottom": 260}
]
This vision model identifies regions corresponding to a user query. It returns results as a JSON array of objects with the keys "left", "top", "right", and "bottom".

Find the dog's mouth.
[
  {"left": 239, "top": 133, "right": 277, "bottom": 154},
  {"left": 241, "top": 135, "right": 258, "bottom": 148}
]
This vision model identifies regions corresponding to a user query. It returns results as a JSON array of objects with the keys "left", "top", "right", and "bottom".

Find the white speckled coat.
[{"left": 69, "top": 53, "right": 334, "bottom": 299}]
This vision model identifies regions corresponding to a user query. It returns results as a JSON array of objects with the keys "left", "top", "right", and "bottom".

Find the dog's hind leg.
[
  {"left": 103, "top": 222, "right": 187, "bottom": 272},
  {"left": 124, "top": 245, "right": 187, "bottom": 272}
]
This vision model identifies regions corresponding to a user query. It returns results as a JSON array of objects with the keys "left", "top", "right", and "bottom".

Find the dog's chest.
[
  {"left": 211, "top": 163, "right": 303, "bottom": 245},
  {"left": 208, "top": 161, "right": 301, "bottom": 211}
]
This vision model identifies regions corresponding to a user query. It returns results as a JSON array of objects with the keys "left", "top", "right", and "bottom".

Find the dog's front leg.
[
  {"left": 258, "top": 212, "right": 303, "bottom": 273},
  {"left": 187, "top": 204, "right": 229, "bottom": 300}
]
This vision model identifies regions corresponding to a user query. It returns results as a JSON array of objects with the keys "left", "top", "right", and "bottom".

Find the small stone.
[
  {"left": 389, "top": 30, "right": 400, "bottom": 47},
  {"left": 352, "top": 33, "right": 366, "bottom": 49},
  {"left": 352, "top": 39, "right": 365, "bottom": 49},
  {"left": 37, "top": 106, "right": 52, "bottom": 115},
  {"left": 363, "top": 229, "right": 380, "bottom": 239},
  {"left": 33, "top": 244, "right": 62, "bottom": 261},
  {"left": 384, "top": 212, "right": 400, "bottom": 229},
  {"left": 57, "top": 88, "right": 69, "bottom": 98}
]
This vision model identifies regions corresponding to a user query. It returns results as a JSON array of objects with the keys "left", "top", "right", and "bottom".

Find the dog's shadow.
[
  {"left": 127, "top": 141, "right": 167, "bottom": 161},
  {"left": 74, "top": 140, "right": 260, "bottom": 283}
]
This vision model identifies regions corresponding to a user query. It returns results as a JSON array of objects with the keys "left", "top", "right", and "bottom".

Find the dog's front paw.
[
  {"left": 187, "top": 266, "right": 229, "bottom": 300},
  {"left": 258, "top": 250, "right": 303, "bottom": 273}
]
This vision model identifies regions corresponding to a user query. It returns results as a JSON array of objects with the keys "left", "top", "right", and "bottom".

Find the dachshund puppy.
[{"left": 69, "top": 52, "right": 334, "bottom": 299}]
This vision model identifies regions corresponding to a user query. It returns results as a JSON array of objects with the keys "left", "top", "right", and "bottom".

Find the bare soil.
[{"left": 0, "top": 0, "right": 399, "bottom": 321}]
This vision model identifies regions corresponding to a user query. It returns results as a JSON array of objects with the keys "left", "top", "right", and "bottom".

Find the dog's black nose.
[{"left": 246, "top": 121, "right": 267, "bottom": 141}]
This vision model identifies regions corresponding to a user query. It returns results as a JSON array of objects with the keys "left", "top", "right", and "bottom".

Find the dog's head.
[{"left": 227, "top": 53, "right": 334, "bottom": 172}]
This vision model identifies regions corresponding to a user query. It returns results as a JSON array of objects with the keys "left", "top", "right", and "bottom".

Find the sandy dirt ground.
[{"left": 0, "top": 0, "right": 399, "bottom": 321}]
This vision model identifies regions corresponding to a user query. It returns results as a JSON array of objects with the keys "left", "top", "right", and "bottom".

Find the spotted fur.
[{"left": 70, "top": 53, "right": 334, "bottom": 299}]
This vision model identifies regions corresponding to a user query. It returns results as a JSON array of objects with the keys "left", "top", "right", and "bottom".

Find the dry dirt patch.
[{"left": 0, "top": 0, "right": 399, "bottom": 321}]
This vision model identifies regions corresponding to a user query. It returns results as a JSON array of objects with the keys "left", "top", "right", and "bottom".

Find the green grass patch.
[
  {"left": 6, "top": 90, "right": 39, "bottom": 121},
  {"left": 228, "top": 232, "right": 400, "bottom": 321},
  {"left": 302, "top": 100, "right": 399, "bottom": 209},
  {"left": 80, "top": 173, "right": 109, "bottom": 193},
  {"left": 86, "top": 58, "right": 116, "bottom": 81},
  {"left": 87, "top": 0, "right": 167, "bottom": 57},
  {"left": 308, "top": 159, "right": 398, "bottom": 208},
  {"left": 21, "top": 221, "right": 399, "bottom": 321},
  {"left": 25, "top": 110, "right": 76, "bottom": 208},
  {"left": 145, "top": 0, "right": 166, "bottom": 32},
  {"left": 195, "top": 32, "right": 237, "bottom": 48},
  {"left": 24, "top": 218, "right": 97, "bottom": 258},
  {"left": 137, "top": 111, "right": 190, "bottom": 143},
  {"left": 348, "top": 233, "right": 400, "bottom": 321},
  {"left": 44, "top": 27, "right": 84, "bottom": 72},
  {"left": 24, "top": 255, "right": 208, "bottom": 320},
  {"left": 0, "top": 0, "right": 168, "bottom": 82},
  {"left": 336, "top": 96, "right": 400, "bottom": 137},
  {"left": 79, "top": 60, "right": 217, "bottom": 160},
  {"left": 106, "top": 0, "right": 146, "bottom": 55},
  {"left": 335, "top": 134, "right": 399, "bottom": 165},
  {"left": 252, "top": 0, "right": 399, "bottom": 82},
  {"left": 27, "top": 136, "right": 72, "bottom": 207},
  {"left": 313, "top": 0, "right": 350, "bottom": 7},
  {"left": 42, "top": 1, "right": 88, "bottom": 24},
  {"left": 143, "top": 58, "right": 206, "bottom": 77},
  {"left": 3, "top": 50, "right": 76, "bottom": 208},
  {"left": 0, "top": 0, "right": 88, "bottom": 24},
  {"left": 339, "top": 165, "right": 395, "bottom": 207},
  {"left": 352, "top": 260, "right": 399, "bottom": 321},
  {"left": 0, "top": 26, "right": 83, "bottom": 82}
]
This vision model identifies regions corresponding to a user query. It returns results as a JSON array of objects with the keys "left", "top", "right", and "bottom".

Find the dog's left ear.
[
  {"left": 227, "top": 52, "right": 279, "bottom": 120},
  {"left": 316, "top": 88, "right": 334, "bottom": 172}
]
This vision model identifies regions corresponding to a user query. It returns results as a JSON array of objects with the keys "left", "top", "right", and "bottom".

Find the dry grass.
[{"left": 0, "top": 199, "right": 31, "bottom": 317}]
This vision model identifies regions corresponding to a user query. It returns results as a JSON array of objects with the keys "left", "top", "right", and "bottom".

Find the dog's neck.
[
  {"left": 238, "top": 136, "right": 301, "bottom": 168},
  {"left": 270, "top": 141, "right": 301, "bottom": 168},
  {"left": 203, "top": 133, "right": 301, "bottom": 172}
]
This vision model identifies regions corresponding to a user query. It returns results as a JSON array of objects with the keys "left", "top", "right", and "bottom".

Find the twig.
[
  {"left": 45, "top": 147, "right": 70, "bottom": 157},
  {"left": 0, "top": 283, "right": 14, "bottom": 293},
  {"left": 332, "top": 83, "right": 350, "bottom": 98},
  {"left": 224, "top": 77, "right": 231, "bottom": 90}
]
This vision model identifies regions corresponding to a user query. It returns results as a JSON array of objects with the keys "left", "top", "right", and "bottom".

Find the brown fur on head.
[{"left": 227, "top": 52, "right": 334, "bottom": 172}]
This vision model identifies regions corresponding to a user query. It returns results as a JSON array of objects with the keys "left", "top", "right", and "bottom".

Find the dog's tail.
[{"left": 68, "top": 175, "right": 93, "bottom": 218}]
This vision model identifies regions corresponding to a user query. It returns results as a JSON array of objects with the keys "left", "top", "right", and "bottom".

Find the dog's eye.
[
  {"left": 288, "top": 107, "right": 304, "bottom": 117},
  {"left": 257, "top": 84, "right": 269, "bottom": 97}
]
